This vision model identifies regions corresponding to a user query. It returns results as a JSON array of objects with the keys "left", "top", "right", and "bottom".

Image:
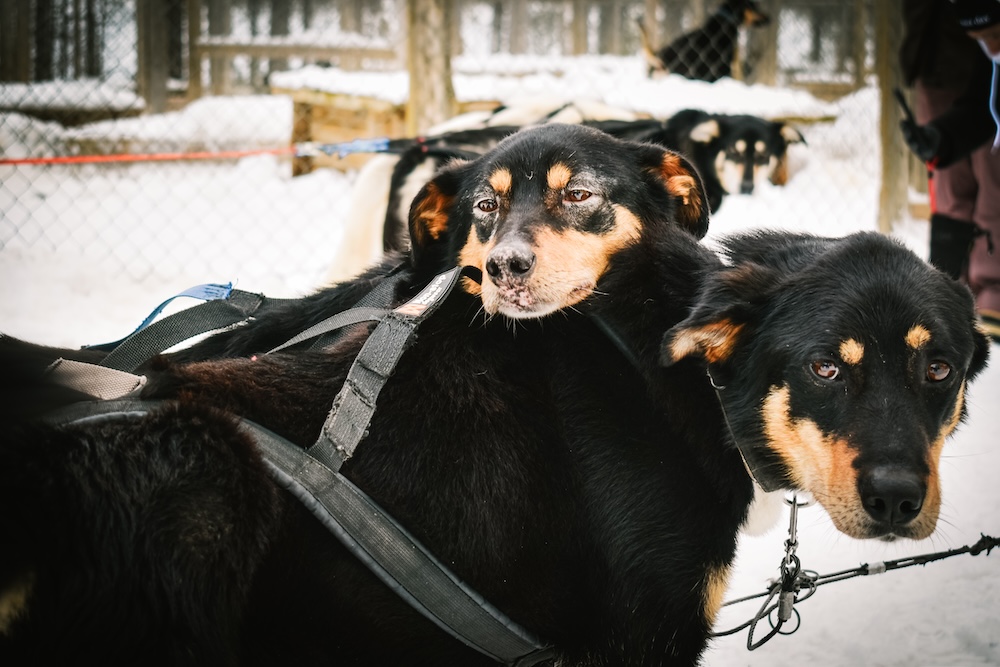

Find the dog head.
[
  {"left": 729, "top": 0, "right": 770, "bottom": 27},
  {"left": 662, "top": 231, "right": 991, "bottom": 540},
  {"left": 672, "top": 109, "right": 805, "bottom": 200},
  {"left": 407, "top": 123, "right": 709, "bottom": 319}
]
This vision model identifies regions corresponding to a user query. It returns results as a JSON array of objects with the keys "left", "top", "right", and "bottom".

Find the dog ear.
[
  {"left": 661, "top": 261, "right": 780, "bottom": 367},
  {"left": 646, "top": 148, "right": 711, "bottom": 239},
  {"left": 779, "top": 123, "right": 806, "bottom": 146},
  {"left": 768, "top": 122, "right": 806, "bottom": 186},
  {"left": 407, "top": 160, "right": 469, "bottom": 267},
  {"left": 688, "top": 119, "right": 720, "bottom": 144}
]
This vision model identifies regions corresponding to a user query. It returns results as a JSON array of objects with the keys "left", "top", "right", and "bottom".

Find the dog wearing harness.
[{"left": 0, "top": 125, "right": 991, "bottom": 665}]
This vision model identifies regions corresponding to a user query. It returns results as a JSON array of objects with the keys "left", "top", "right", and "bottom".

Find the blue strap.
[
  {"left": 87, "top": 282, "right": 235, "bottom": 352},
  {"left": 323, "top": 137, "right": 392, "bottom": 158}
]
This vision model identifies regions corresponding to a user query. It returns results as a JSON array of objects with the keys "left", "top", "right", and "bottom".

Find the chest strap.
[{"left": 44, "top": 398, "right": 555, "bottom": 667}]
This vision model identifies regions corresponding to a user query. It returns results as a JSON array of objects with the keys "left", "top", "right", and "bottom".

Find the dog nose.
[
  {"left": 486, "top": 242, "right": 536, "bottom": 282},
  {"left": 859, "top": 467, "right": 925, "bottom": 526},
  {"left": 740, "top": 181, "right": 754, "bottom": 195}
]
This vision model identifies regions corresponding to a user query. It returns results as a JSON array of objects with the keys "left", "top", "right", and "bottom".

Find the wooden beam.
[
  {"left": 875, "top": 0, "right": 906, "bottom": 235},
  {"left": 188, "top": 0, "right": 202, "bottom": 98}
]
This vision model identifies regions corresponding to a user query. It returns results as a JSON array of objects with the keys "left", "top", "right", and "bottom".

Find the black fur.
[{"left": 637, "top": 0, "right": 770, "bottom": 82}]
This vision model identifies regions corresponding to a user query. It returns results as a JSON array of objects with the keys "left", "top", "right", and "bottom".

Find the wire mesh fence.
[{"left": 1, "top": 0, "right": 907, "bottom": 299}]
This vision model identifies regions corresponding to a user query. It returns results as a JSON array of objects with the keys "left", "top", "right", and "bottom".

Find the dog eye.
[
  {"left": 926, "top": 361, "right": 951, "bottom": 382},
  {"left": 564, "top": 189, "right": 592, "bottom": 203},
  {"left": 476, "top": 198, "right": 498, "bottom": 213},
  {"left": 811, "top": 359, "right": 840, "bottom": 381}
]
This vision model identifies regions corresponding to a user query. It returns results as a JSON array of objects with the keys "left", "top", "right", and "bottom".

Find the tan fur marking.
[
  {"left": 839, "top": 338, "right": 864, "bottom": 365},
  {"left": 770, "top": 155, "right": 789, "bottom": 185},
  {"left": 913, "top": 381, "right": 968, "bottom": 538},
  {"left": 703, "top": 565, "right": 732, "bottom": 626},
  {"left": 475, "top": 205, "right": 641, "bottom": 316},
  {"left": 906, "top": 324, "right": 932, "bottom": 350},
  {"left": 669, "top": 319, "right": 744, "bottom": 364},
  {"left": 411, "top": 182, "right": 452, "bottom": 244},
  {"left": 762, "top": 386, "right": 942, "bottom": 539},
  {"left": 689, "top": 120, "right": 720, "bottom": 143},
  {"left": 458, "top": 225, "right": 488, "bottom": 297},
  {"left": 489, "top": 167, "right": 512, "bottom": 195},
  {"left": 0, "top": 570, "right": 34, "bottom": 634},
  {"left": 546, "top": 162, "right": 572, "bottom": 192},
  {"left": 763, "top": 387, "right": 865, "bottom": 536},
  {"left": 659, "top": 153, "right": 704, "bottom": 231}
]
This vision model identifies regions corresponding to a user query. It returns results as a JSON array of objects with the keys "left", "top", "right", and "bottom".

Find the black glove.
[{"left": 900, "top": 118, "right": 941, "bottom": 162}]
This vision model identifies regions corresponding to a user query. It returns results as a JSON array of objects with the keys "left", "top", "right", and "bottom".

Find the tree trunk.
[
  {"left": 85, "top": 0, "right": 102, "bottom": 77},
  {"left": 35, "top": 0, "right": 55, "bottom": 81}
]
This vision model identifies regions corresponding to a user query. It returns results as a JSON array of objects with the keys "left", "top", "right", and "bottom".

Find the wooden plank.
[
  {"left": 875, "top": 0, "right": 906, "bottom": 235},
  {"left": 195, "top": 42, "right": 398, "bottom": 61},
  {"left": 188, "top": 0, "right": 203, "bottom": 99},
  {"left": 207, "top": 0, "right": 231, "bottom": 94}
]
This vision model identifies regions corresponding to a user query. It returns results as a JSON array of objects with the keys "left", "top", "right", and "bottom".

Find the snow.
[
  {"left": 0, "top": 64, "right": 997, "bottom": 666},
  {"left": 270, "top": 56, "right": 840, "bottom": 121}
]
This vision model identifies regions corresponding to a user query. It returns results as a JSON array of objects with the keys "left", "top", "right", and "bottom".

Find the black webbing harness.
[{"left": 42, "top": 265, "right": 556, "bottom": 667}]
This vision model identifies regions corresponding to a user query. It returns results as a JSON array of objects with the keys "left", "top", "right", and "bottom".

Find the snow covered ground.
[{"left": 0, "top": 64, "right": 998, "bottom": 665}]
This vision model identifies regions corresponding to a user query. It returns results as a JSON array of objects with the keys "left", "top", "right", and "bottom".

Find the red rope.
[{"left": 0, "top": 145, "right": 296, "bottom": 166}]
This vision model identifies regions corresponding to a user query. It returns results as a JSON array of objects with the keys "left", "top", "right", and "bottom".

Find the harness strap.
[
  {"left": 309, "top": 266, "right": 478, "bottom": 471},
  {"left": 251, "top": 421, "right": 555, "bottom": 666},
  {"left": 45, "top": 360, "right": 146, "bottom": 400},
  {"left": 96, "top": 286, "right": 274, "bottom": 372},
  {"left": 43, "top": 398, "right": 555, "bottom": 666}
]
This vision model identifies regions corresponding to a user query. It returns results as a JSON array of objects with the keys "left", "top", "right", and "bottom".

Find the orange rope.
[{"left": 0, "top": 145, "right": 296, "bottom": 166}]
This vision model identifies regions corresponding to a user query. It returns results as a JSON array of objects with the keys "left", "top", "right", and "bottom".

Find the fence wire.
[{"left": 0, "top": 0, "right": 901, "bottom": 297}]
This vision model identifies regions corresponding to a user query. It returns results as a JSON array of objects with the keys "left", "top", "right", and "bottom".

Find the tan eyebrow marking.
[
  {"left": 840, "top": 338, "right": 864, "bottom": 365},
  {"left": 906, "top": 324, "right": 932, "bottom": 349},
  {"left": 489, "top": 167, "right": 512, "bottom": 195},
  {"left": 546, "top": 162, "right": 572, "bottom": 191}
]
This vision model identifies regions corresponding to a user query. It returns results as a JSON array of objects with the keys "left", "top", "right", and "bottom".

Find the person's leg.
[
  {"left": 915, "top": 81, "right": 981, "bottom": 280},
  {"left": 969, "top": 145, "right": 1000, "bottom": 339}
]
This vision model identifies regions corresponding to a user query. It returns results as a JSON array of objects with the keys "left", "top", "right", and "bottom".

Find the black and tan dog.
[
  {"left": 664, "top": 230, "right": 991, "bottom": 540},
  {"left": 637, "top": 0, "right": 770, "bottom": 82},
  {"left": 0, "top": 126, "right": 989, "bottom": 665}
]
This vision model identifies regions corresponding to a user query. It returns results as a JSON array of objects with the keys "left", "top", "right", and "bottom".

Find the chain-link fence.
[{"left": 1, "top": 0, "right": 908, "bottom": 301}]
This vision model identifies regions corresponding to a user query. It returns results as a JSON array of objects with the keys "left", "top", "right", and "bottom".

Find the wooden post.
[
  {"left": 572, "top": 0, "right": 589, "bottom": 55},
  {"left": 748, "top": 0, "right": 778, "bottom": 86},
  {"left": 137, "top": 0, "right": 169, "bottom": 113},
  {"left": 292, "top": 101, "right": 314, "bottom": 177},
  {"left": 188, "top": 0, "right": 202, "bottom": 99},
  {"left": 852, "top": 0, "right": 867, "bottom": 90},
  {"left": 642, "top": 0, "right": 658, "bottom": 47},
  {"left": 207, "top": 0, "right": 231, "bottom": 94},
  {"left": 510, "top": 0, "right": 527, "bottom": 54},
  {"left": 876, "top": 0, "right": 907, "bottom": 235},
  {"left": 270, "top": 0, "right": 290, "bottom": 74},
  {"left": 406, "top": 0, "right": 457, "bottom": 135}
]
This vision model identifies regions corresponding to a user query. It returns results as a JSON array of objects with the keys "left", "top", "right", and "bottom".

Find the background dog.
[
  {"left": 657, "top": 108, "right": 806, "bottom": 212},
  {"left": 637, "top": 0, "right": 770, "bottom": 82}
]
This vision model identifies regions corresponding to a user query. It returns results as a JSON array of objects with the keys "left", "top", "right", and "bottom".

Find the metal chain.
[{"left": 711, "top": 492, "right": 998, "bottom": 650}]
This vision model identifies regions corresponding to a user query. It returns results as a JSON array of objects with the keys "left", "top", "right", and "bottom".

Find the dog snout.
[
  {"left": 739, "top": 180, "right": 754, "bottom": 195},
  {"left": 859, "top": 467, "right": 925, "bottom": 527},
  {"left": 486, "top": 241, "right": 536, "bottom": 283}
]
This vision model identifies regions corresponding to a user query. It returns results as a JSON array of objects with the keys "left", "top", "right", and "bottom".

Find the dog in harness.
[{"left": 0, "top": 125, "right": 990, "bottom": 666}]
